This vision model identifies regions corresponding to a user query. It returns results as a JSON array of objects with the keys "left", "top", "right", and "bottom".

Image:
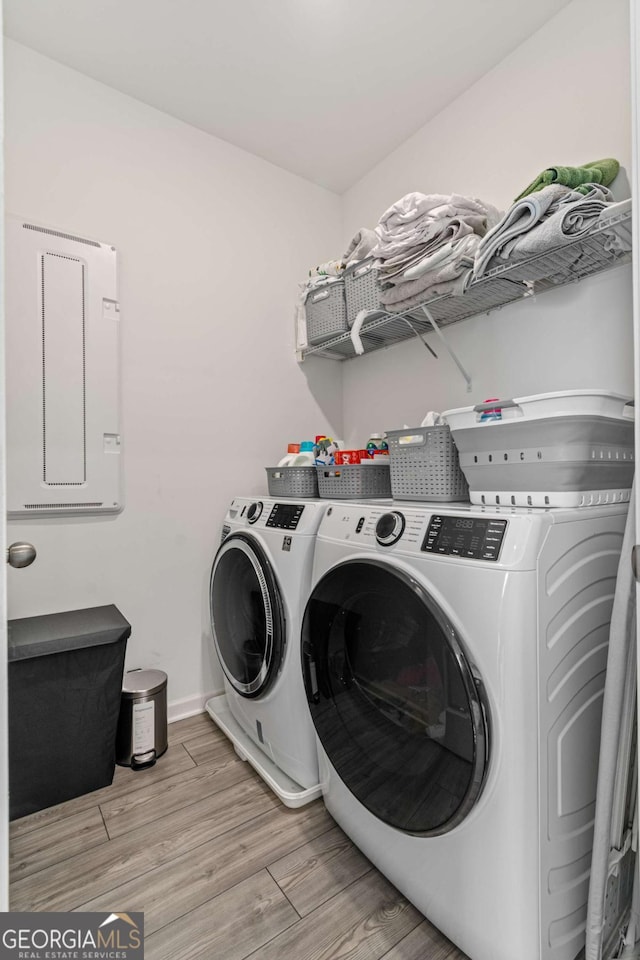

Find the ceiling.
[{"left": 4, "top": 0, "right": 574, "bottom": 193}]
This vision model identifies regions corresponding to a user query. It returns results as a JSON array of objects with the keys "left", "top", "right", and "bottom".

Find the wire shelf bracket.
[{"left": 418, "top": 304, "right": 472, "bottom": 392}]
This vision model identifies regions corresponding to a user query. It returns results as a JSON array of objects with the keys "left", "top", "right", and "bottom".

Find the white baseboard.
[{"left": 168, "top": 690, "right": 221, "bottom": 724}]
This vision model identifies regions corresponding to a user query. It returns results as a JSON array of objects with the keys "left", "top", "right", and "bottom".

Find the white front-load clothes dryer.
[
  {"left": 301, "top": 500, "right": 627, "bottom": 960},
  {"left": 206, "top": 495, "right": 328, "bottom": 807}
]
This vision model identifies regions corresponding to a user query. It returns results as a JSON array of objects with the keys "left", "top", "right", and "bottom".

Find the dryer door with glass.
[
  {"left": 302, "top": 558, "right": 489, "bottom": 835},
  {"left": 210, "top": 533, "right": 285, "bottom": 698}
]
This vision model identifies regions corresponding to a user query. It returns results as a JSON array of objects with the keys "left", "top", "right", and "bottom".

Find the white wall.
[
  {"left": 3, "top": 40, "right": 343, "bottom": 711},
  {"left": 340, "top": 0, "right": 634, "bottom": 442}
]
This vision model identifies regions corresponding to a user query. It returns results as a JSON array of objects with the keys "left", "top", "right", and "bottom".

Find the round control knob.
[
  {"left": 375, "top": 512, "right": 405, "bottom": 546},
  {"left": 247, "top": 501, "right": 263, "bottom": 524}
]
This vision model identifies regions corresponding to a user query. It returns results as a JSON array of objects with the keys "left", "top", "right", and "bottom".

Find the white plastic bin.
[{"left": 443, "top": 390, "right": 635, "bottom": 508}]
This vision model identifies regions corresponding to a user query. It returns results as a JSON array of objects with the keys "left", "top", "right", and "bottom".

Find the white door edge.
[
  {"left": 0, "top": 0, "right": 10, "bottom": 912},
  {"left": 630, "top": 0, "right": 640, "bottom": 950}
]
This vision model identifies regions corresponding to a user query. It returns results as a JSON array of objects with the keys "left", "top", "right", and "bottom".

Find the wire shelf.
[{"left": 300, "top": 207, "right": 632, "bottom": 361}]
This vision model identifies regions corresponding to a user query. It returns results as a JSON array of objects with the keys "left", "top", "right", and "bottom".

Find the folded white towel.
[
  {"left": 402, "top": 242, "right": 460, "bottom": 280},
  {"left": 376, "top": 192, "right": 495, "bottom": 238},
  {"left": 342, "top": 228, "right": 377, "bottom": 265},
  {"left": 380, "top": 236, "right": 479, "bottom": 306},
  {"left": 372, "top": 192, "right": 501, "bottom": 262},
  {"left": 376, "top": 221, "right": 476, "bottom": 278}
]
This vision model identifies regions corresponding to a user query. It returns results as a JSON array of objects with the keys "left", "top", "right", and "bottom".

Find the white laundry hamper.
[{"left": 443, "top": 390, "right": 635, "bottom": 508}]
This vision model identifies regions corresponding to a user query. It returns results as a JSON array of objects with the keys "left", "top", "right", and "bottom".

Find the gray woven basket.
[
  {"left": 316, "top": 463, "right": 391, "bottom": 499},
  {"left": 266, "top": 467, "right": 319, "bottom": 498},
  {"left": 386, "top": 425, "right": 469, "bottom": 501},
  {"left": 305, "top": 281, "right": 348, "bottom": 344},
  {"left": 344, "top": 258, "right": 382, "bottom": 326}
]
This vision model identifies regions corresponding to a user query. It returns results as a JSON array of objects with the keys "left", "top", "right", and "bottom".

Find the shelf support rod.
[
  {"left": 401, "top": 317, "right": 438, "bottom": 359},
  {"left": 418, "top": 305, "right": 472, "bottom": 392}
]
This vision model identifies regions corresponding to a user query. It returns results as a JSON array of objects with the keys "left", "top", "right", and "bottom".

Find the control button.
[
  {"left": 247, "top": 501, "right": 263, "bottom": 524},
  {"left": 375, "top": 512, "right": 406, "bottom": 546},
  {"left": 356, "top": 517, "right": 365, "bottom": 533}
]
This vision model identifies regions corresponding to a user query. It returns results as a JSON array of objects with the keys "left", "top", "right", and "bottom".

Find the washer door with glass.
[
  {"left": 210, "top": 533, "right": 285, "bottom": 699},
  {"left": 301, "top": 558, "right": 489, "bottom": 835}
]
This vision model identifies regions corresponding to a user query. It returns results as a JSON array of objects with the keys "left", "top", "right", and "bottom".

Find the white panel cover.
[
  {"left": 5, "top": 218, "right": 122, "bottom": 516},
  {"left": 41, "top": 252, "right": 86, "bottom": 484}
]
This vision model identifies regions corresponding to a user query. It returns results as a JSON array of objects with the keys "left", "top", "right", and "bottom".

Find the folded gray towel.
[
  {"left": 474, "top": 183, "right": 615, "bottom": 276},
  {"left": 474, "top": 184, "right": 572, "bottom": 278},
  {"left": 342, "top": 227, "right": 377, "bottom": 265},
  {"left": 508, "top": 195, "right": 610, "bottom": 261}
]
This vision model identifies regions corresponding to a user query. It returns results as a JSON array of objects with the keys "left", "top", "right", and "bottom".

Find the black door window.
[
  {"left": 210, "top": 534, "right": 285, "bottom": 698},
  {"left": 302, "top": 559, "right": 489, "bottom": 835}
]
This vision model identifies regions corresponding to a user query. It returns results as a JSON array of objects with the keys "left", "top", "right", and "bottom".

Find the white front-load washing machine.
[
  {"left": 301, "top": 500, "right": 627, "bottom": 960},
  {"left": 206, "top": 495, "right": 328, "bottom": 807}
]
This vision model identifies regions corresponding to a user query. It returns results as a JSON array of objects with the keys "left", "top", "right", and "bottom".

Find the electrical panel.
[{"left": 5, "top": 217, "right": 123, "bottom": 517}]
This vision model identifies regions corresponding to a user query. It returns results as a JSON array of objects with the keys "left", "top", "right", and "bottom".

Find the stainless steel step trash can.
[{"left": 116, "top": 668, "right": 168, "bottom": 769}]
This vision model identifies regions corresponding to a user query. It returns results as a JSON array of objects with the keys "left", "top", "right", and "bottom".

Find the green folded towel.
[{"left": 514, "top": 158, "right": 620, "bottom": 201}]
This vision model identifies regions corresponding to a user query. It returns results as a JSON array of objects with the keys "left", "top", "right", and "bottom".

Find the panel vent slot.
[
  {"left": 24, "top": 502, "right": 104, "bottom": 509},
  {"left": 23, "top": 223, "right": 101, "bottom": 247}
]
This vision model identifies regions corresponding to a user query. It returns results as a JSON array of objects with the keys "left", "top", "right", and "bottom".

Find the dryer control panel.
[
  {"left": 266, "top": 502, "right": 305, "bottom": 530},
  {"left": 422, "top": 515, "right": 508, "bottom": 561}
]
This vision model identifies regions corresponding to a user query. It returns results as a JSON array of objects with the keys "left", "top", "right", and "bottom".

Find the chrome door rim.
[
  {"left": 304, "top": 557, "right": 490, "bottom": 835},
  {"left": 210, "top": 534, "right": 279, "bottom": 696}
]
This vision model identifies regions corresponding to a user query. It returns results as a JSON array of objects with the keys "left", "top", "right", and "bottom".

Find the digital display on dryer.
[
  {"left": 266, "top": 503, "right": 305, "bottom": 529},
  {"left": 422, "top": 515, "right": 507, "bottom": 561}
]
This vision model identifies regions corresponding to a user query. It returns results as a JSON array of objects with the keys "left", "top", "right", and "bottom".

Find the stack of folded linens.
[
  {"left": 370, "top": 192, "right": 501, "bottom": 313},
  {"left": 474, "top": 183, "right": 616, "bottom": 279}
]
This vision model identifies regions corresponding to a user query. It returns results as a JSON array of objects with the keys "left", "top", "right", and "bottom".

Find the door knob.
[{"left": 7, "top": 542, "right": 37, "bottom": 568}]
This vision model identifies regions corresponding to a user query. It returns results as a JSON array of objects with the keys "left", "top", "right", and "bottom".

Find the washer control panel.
[
  {"left": 422, "top": 515, "right": 508, "bottom": 561},
  {"left": 266, "top": 502, "right": 305, "bottom": 530}
]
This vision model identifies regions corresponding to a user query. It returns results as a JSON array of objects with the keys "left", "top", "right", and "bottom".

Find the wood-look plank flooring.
[{"left": 10, "top": 713, "right": 468, "bottom": 960}]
